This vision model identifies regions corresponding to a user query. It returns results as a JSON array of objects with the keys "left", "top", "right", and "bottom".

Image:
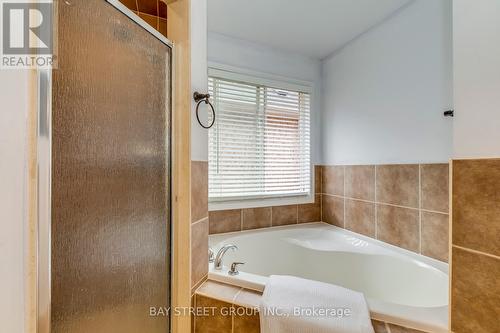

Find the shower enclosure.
[{"left": 37, "top": 1, "right": 172, "bottom": 332}]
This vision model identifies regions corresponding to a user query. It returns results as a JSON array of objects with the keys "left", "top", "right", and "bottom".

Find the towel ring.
[{"left": 193, "top": 92, "right": 216, "bottom": 129}]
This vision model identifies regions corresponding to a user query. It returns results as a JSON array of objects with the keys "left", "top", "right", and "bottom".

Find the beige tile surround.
[
  {"left": 191, "top": 161, "right": 209, "bottom": 292},
  {"left": 209, "top": 163, "right": 450, "bottom": 263},
  {"left": 320, "top": 164, "right": 450, "bottom": 262},
  {"left": 208, "top": 166, "right": 322, "bottom": 234},
  {"left": 193, "top": 281, "right": 261, "bottom": 333}
]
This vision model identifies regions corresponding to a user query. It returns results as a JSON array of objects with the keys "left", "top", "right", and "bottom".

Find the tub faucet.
[{"left": 214, "top": 244, "right": 238, "bottom": 270}]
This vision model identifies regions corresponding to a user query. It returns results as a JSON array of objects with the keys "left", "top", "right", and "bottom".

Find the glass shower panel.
[{"left": 51, "top": 1, "right": 171, "bottom": 332}]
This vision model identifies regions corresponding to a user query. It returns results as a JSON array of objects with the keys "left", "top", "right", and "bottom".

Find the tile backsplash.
[
  {"left": 209, "top": 163, "right": 450, "bottom": 263},
  {"left": 208, "top": 166, "right": 322, "bottom": 234}
]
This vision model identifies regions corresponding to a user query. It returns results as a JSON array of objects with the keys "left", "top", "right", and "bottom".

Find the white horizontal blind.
[{"left": 208, "top": 75, "right": 311, "bottom": 202}]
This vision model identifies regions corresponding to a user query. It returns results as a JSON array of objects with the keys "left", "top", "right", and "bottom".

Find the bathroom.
[{"left": 0, "top": 0, "right": 498, "bottom": 333}]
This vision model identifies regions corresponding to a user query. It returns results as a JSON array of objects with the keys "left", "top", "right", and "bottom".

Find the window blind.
[{"left": 208, "top": 75, "right": 311, "bottom": 202}]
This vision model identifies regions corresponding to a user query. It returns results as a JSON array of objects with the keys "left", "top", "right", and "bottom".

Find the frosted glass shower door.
[{"left": 50, "top": 1, "right": 171, "bottom": 332}]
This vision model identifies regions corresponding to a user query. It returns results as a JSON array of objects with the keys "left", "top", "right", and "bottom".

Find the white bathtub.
[{"left": 208, "top": 222, "right": 448, "bottom": 333}]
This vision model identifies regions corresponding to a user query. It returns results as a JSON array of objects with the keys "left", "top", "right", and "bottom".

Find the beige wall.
[
  {"left": 0, "top": 70, "right": 31, "bottom": 332},
  {"left": 453, "top": 0, "right": 500, "bottom": 158},
  {"left": 209, "top": 163, "right": 450, "bottom": 263},
  {"left": 450, "top": 160, "right": 500, "bottom": 332}
]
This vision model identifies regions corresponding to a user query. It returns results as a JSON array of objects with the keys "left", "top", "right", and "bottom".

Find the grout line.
[
  {"left": 232, "top": 288, "right": 243, "bottom": 303},
  {"left": 320, "top": 166, "right": 323, "bottom": 222},
  {"left": 320, "top": 193, "right": 323, "bottom": 222},
  {"left": 320, "top": 194, "right": 323, "bottom": 222},
  {"left": 418, "top": 164, "right": 422, "bottom": 254},
  {"left": 195, "top": 287, "right": 243, "bottom": 306},
  {"left": 270, "top": 207, "right": 273, "bottom": 227},
  {"left": 321, "top": 166, "right": 323, "bottom": 194},
  {"left": 136, "top": 11, "right": 160, "bottom": 18},
  {"left": 240, "top": 209, "right": 243, "bottom": 231},
  {"left": 156, "top": 0, "right": 160, "bottom": 29},
  {"left": 192, "top": 216, "right": 209, "bottom": 225},
  {"left": 231, "top": 291, "right": 239, "bottom": 333},
  {"left": 343, "top": 166, "right": 346, "bottom": 228},
  {"left": 231, "top": 311, "right": 234, "bottom": 333},
  {"left": 325, "top": 194, "right": 372, "bottom": 203},
  {"left": 320, "top": 193, "right": 450, "bottom": 214},
  {"left": 233, "top": 286, "right": 243, "bottom": 333},
  {"left": 191, "top": 274, "right": 209, "bottom": 295},
  {"left": 452, "top": 245, "right": 500, "bottom": 261},
  {"left": 420, "top": 208, "right": 449, "bottom": 215}
]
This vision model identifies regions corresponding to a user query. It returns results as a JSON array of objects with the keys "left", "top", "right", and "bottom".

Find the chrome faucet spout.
[{"left": 214, "top": 244, "right": 238, "bottom": 270}]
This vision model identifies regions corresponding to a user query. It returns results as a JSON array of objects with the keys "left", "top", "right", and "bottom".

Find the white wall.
[
  {"left": 453, "top": 0, "right": 500, "bottom": 158},
  {"left": 0, "top": 70, "right": 29, "bottom": 333},
  {"left": 321, "top": 0, "right": 453, "bottom": 165},
  {"left": 207, "top": 32, "right": 323, "bottom": 163},
  {"left": 191, "top": 0, "right": 209, "bottom": 161}
]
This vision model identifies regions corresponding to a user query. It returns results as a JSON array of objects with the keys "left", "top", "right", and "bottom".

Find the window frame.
[{"left": 207, "top": 63, "right": 315, "bottom": 211}]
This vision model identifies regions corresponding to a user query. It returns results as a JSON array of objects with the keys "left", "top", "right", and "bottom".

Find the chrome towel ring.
[{"left": 193, "top": 92, "right": 216, "bottom": 129}]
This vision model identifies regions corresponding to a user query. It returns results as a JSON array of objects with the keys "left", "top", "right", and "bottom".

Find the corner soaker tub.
[{"left": 209, "top": 222, "right": 448, "bottom": 333}]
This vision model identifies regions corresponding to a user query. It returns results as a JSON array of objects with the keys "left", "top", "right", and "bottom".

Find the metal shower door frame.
[{"left": 36, "top": 1, "right": 174, "bottom": 332}]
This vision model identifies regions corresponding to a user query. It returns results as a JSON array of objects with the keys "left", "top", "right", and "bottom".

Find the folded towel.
[{"left": 260, "top": 275, "right": 374, "bottom": 333}]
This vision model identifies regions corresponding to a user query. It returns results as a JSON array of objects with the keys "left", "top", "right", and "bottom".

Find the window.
[{"left": 208, "top": 69, "right": 311, "bottom": 207}]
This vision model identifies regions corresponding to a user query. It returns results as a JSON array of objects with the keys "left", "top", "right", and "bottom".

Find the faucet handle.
[
  {"left": 229, "top": 262, "right": 245, "bottom": 276},
  {"left": 208, "top": 248, "right": 215, "bottom": 263}
]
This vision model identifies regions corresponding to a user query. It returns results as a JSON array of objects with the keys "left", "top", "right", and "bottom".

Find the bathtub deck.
[{"left": 193, "top": 280, "right": 431, "bottom": 333}]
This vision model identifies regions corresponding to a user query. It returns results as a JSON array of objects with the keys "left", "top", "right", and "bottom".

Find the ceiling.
[{"left": 208, "top": 0, "right": 412, "bottom": 59}]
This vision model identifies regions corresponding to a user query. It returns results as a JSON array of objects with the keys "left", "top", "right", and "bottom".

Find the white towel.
[{"left": 260, "top": 275, "right": 374, "bottom": 333}]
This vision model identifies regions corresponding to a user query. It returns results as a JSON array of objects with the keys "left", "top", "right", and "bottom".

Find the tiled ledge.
[
  {"left": 192, "top": 280, "right": 261, "bottom": 333},
  {"left": 193, "top": 280, "right": 429, "bottom": 333},
  {"left": 371, "top": 319, "right": 428, "bottom": 333}
]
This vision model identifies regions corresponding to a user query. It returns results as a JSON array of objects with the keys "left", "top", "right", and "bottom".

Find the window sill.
[{"left": 208, "top": 193, "right": 315, "bottom": 211}]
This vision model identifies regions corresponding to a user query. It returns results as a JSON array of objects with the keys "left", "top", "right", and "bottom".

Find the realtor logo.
[{"left": 1, "top": 0, "right": 56, "bottom": 69}]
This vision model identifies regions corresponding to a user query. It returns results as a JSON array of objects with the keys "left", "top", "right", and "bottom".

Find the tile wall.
[
  {"left": 321, "top": 164, "right": 450, "bottom": 262},
  {"left": 209, "top": 163, "right": 450, "bottom": 263},
  {"left": 450, "top": 159, "right": 500, "bottom": 332},
  {"left": 119, "top": 0, "right": 168, "bottom": 36},
  {"left": 191, "top": 161, "right": 209, "bottom": 292}
]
